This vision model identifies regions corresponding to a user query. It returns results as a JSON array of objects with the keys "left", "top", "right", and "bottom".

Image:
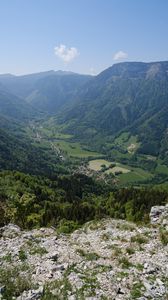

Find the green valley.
[{"left": 1, "top": 61, "right": 168, "bottom": 229}]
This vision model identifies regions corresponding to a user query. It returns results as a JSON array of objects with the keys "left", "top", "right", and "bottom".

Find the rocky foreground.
[{"left": 0, "top": 206, "right": 168, "bottom": 300}]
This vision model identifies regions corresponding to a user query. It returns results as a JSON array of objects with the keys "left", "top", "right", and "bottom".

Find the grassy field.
[
  {"left": 88, "top": 159, "right": 113, "bottom": 171},
  {"left": 88, "top": 159, "right": 153, "bottom": 185},
  {"left": 28, "top": 122, "right": 168, "bottom": 186},
  {"left": 118, "top": 167, "right": 153, "bottom": 185},
  {"left": 55, "top": 141, "right": 101, "bottom": 158},
  {"left": 88, "top": 159, "right": 131, "bottom": 173},
  {"left": 155, "top": 163, "right": 168, "bottom": 175},
  {"left": 38, "top": 126, "right": 73, "bottom": 140},
  {"left": 106, "top": 166, "right": 130, "bottom": 174},
  {"left": 27, "top": 123, "right": 101, "bottom": 158},
  {"left": 108, "top": 148, "right": 132, "bottom": 160},
  {"left": 114, "top": 132, "right": 130, "bottom": 145},
  {"left": 114, "top": 132, "right": 140, "bottom": 153}
]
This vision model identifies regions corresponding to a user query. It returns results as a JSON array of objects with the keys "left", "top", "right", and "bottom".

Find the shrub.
[
  {"left": 126, "top": 247, "right": 135, "bottom": 255},
  {"left": 159, "top": 227, "right": 168, "bottom": 245},
  {"left": 118, "top": 257, "right": 133, "bottom": 269},
  {"left": 19, "top": 249, "right": 27, "bottom": 261},
  {"left": 131, "top": 234, "right": 148, "bottom": 244},
  {"left": 57, "top": 219, "right": 79, "bottom": 234},
  {"left": 0, "top": 266, "right": 33, "bottom": 299}
]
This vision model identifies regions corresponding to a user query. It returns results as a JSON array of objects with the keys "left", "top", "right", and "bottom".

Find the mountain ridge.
[
  {"left": 54, "top": 61, "right": 168, "bottom": 161},
  {"left": 1, "top": 60, "right": 168, "bottom": 172}
]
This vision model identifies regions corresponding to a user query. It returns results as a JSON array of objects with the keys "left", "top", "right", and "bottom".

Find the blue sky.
[{"left": 0, "top": 0, "right": 168, "bottom": 75}]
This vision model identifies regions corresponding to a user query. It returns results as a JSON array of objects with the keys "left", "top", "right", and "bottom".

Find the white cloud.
[
  {"left": 113, "top": 50, "right": 128, "bottom": 61},
  {"left": 54, "top": 44, "right": 79, "bottom": 63}
]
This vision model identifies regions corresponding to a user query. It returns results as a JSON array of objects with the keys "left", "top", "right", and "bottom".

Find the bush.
[
  {"left": 159, "top": 227, "right": 168, "bottom": 245},
  {"left": 18, "top": 249, "right": 27, "bottom": 261},
  {"left": 57, "top": 219, "right": 79, "bottom": 234},
  {"left": 131, "top": 234, "right": 148, "bottom": 244},
  {"left": 0, "top": 266, "right": 33, "bottom": 299}
]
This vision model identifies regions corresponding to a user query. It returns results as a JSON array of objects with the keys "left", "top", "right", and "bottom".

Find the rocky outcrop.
[
  {"left": 0, "top": 207, "right": 167, "bottom": 299},
  {"left": 0, "top": 223, "right": 21, "bottom": 238},
  {"left": 150, "top": 204, "right": 168, "bottom": 228}
]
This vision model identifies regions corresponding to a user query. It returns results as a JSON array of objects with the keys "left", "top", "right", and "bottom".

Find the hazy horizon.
[
  {"left": 0, "top": 0, "right": 168, "bottom": 76},
  {"left": 1, "top": 59, "right": 168, "bottom": 77}
]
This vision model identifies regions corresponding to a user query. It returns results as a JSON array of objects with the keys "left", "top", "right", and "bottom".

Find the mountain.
[
  {"left": 57, "top": 61, "right": 168, "bottom": 158},
  {"left": 1, "top": 61, "right": 168, "bottom": 172},
  {"left": 0, "top": 88, "right": 38, "bottom": 121},
  {"left": 0, "top": 124, "right": 64, "bottom": 176},
  {"left": 0, "top": 71, "right": 56, "bottom": 99},
  {"left": 0, "top": 71, "right": 92, "bottom": 114},
  {"left": 0, "top": 86, "right": 63, "bottom": 175}
]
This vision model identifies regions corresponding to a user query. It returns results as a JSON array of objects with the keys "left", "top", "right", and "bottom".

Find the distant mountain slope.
[
  {"left": 57, "top": 61, "right": 168, "bottom": 158},
  {"left": 1, "top": 62, "right": 168, "bottom": 167},
  {"left": 0, "top": 71, "right": 92, "bottom": 114},
  {"left": 0, "top": 71, "right": 56, "bottom": 98},
  {"left": 25, "top": 73, "right": 92, "bottom": 113},
  {"left": 0, "top": 89, "right": 38, "bottom": 121},
  {"left": 0, "top": 71, "right": 91, "bottom": 175},
  {"left": 0, "top": 125, "right": 63, "bottom": 176}
]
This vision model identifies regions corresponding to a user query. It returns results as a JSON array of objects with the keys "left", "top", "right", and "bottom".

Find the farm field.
[
  {"left": 114, "top": 132, "right": 140, "bottom": 153},
  {"left": 89, "top": 159, "right": 130, "bottom": 174},
  {"left": 88, "top": 159, "right": 113, "bottom": 171},
  {"left": 27, "top": 123, "right": 168, "bottom": 187},
  {"left": 118, "top": 167, "right": 153, "bottom": 185},
  {"left": 88, "top": 159, "right": 153, "bottom": 185},
  {"left": 155, "top": 163, "right": 168, "bottom": 175},
  {"left": 54, "top": 141, "right": 101, "bottom": 158},
  {"left": 105, "top": 166, "right": 130, "bottom": 174}
]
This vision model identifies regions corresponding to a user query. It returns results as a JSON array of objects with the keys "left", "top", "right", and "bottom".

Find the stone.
[
  {"left": 0, "top": 286, "right": 5, "bottom": 294},
  {"left": 150, "top": 205, "right": 168, "bottom": 225},
  {"left": 0, "top": 223, "right": 21, "bottom": 238},
  {"left": 150, "top": 206, "right": 165, "bottom": 223},
  {"left": 117, "top": 287, "right": 124, "bottom": 294},
  {"left": 46, "top": 251, "right": 58, "bottom": 261},
  {"left": 17, "top": 286, "right": 44, "bottom": 300},
  {"left": 156, "top": 278, "right": 164, "bottom": 285},
  {"left": 0, "top": 212, "right": 167, "bottom": 299}
]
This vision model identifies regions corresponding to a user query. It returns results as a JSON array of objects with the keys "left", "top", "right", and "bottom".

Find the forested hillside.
[
  {"left": 0, "top": 126, "right": 66, "bottom": 176},
  {"left": 0, "top": 61, "right": 168, "bottom": 230},
  {"left": 0, "top": 89, "right": 37, "bottom": 121},
  {"left": 56, "top": 62, "right": 168, "bottom": 161},
  {"left": 0, "top": 170, "right": 167, "bottom": 229},
  {"left": 0, "top": 71, "right": 91, "bottom": 114}
]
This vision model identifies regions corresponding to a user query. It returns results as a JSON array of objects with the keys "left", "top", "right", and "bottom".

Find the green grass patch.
[
  {"left": 76, "top": 249, "right": 100, "bottom": 261},
  {"left": 19, "top": 249, "right": 27, "bottom": 261},
  {"left": 118, "top": 167, "right": 153, "bottom": 185},
  {"left": 118, "top": 257, "right": 133, "bottom": 269},
  {"left": 159, "top": 227, "right": 168, "bottom": 245},
  {"left": 125, "top": 247, "right": 135, "bottom": 255},
  {"left": 2, "top": 252, "right": 12, "bottom": 263},
  {"left": 55, "top": 141, "right": 101, "bottom": 158},
  {"left": 114, "top": 132, "right": 140, "bottom": 153},
  {"left": 106, "top": 165, "right": 130, "bottom": 174},
  {"left": 156, "top": 163, "right": 168, "bottom": 175},
  {"left": 114, "top": 132, "right": 130, "bottom": 146},
  {"left": 29, "top": 246, "right": 48, "bottom": 256},
  {"left": 130, "top": 281, "right": 144, "bottom": 299},
  {"left": 88, "top": 159, "right": 113, "bottom": 171},
  {"left": 131, "top": 234, "right": 148, "bottom": 244},
  {"left": 0, "top": 266, "right": 33, "bottom": 299}
]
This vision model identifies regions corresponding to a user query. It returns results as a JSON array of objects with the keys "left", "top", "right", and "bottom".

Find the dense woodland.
[{"left": 0, "top": 171, "right": 167, "bottom": 232}]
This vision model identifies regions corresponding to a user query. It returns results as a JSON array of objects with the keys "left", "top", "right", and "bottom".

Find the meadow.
[{"left": 54, "top": 140, "right": 101, "bottom": 158}]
